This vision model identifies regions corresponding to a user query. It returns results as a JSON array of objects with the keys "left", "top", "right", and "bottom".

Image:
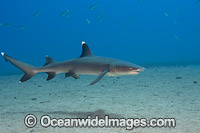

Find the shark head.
[{"left": 109, "top": 61, "right": 145, "bottom": 76}]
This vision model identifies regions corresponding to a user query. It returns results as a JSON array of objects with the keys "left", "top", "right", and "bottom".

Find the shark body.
[{"left": 1, "top": 41, "right": 144, "bottom": 85}]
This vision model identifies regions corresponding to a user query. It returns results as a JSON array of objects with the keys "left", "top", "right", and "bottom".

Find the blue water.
[{"left": 0, "top": 0, "right": 200, "bottom": 74}]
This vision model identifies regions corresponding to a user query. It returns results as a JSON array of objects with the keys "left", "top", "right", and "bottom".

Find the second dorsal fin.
[
  {"left": 79, "top": 41, "right": 93, "bottom": 58},
  {"left": 44, "top": 56, "right": 56, "bottom": 66}
]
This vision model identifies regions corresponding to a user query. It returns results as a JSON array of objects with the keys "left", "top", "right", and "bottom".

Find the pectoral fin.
[{"left": 90, "top": 69, "right": 108, "bottom": 85}]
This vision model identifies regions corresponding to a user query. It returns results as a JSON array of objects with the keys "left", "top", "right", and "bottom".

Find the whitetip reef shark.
[{"left": 1, "top": 41, "right": 144, "bottom": 85}]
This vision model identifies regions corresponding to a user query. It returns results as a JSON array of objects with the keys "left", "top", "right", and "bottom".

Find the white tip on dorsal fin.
[
  {"left": 79, "top": 41, "right": 93, "bottom": 57},
  {"left": 82, "top": 41, "right": 86, "bottom": 45},
  {"left": 1, "top": 52, "right": 5, "bottom": 56},
  {"left": 44, "top": 55, "right": 56, "bottom": 66}
]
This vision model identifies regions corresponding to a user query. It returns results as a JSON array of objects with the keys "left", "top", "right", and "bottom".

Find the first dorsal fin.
[
  {"left": 44, "top": 56, "right": 56, "bottom": 66},
  {"left": 79, "top": 41, "right": 93, "bottom": 58}
]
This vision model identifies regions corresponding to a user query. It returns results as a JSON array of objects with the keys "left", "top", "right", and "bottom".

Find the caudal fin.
[{"left": 1, "top": 52, "right": 38, "bottom": 83}]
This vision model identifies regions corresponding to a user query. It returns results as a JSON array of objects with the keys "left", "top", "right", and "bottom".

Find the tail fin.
[{"left": 1, "top": 52, "right": 38, "bottom": 83}]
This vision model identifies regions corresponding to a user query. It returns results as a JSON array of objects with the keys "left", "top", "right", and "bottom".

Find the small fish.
[
  {"left": 97, "top": 11, "right": 103, "bottom": 18},
  {"left": 174, "top": 34, "right": 178, "bottom": 40},
  {"left": 97, "top": 16, "right": 104, "bottom": 22},
  {"left": 174, "top": 34, "right": 182, "bottom": 42},
  {"left": 60, "top": 10, "right": 67, "bottom": 16},
  {"left": 86, "top": 19, "right": 91, "bottom": 24},
  {"left": 19, "top": 25, "right": 25, "bottom": 30},
  {"left": 0, "top": 23, "right": 3, "bottom": 26},
  {"left": 164, "top": 12, "right": 169, "bottom": 17},
  {"left": 138, "top": 0, "right": 142, "bottom": 3},
  {"left": 173, "top": 20, "right": 177, "bottom": 25},
  {"left": 89, "top": 3, "right": 97, "bottom": 10},
  {"left": 60, "top": 10, "right": 70, "bottom": 17},
  {"left": 131, "top": 16, "right": 135, "bottom": 22},
  {"left": 65, "top": 10, "right": 70, "bottom": 18},
  {"left": 4, "top": 22, "right": 11, "bottom": 26},
  {"left": 33, "top": 10, "right": 42, "bottom": 17},
  {"left": 196, "top": 0, "right": 200, "bottom": 4}
]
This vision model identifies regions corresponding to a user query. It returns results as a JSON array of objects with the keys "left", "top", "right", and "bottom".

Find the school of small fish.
[{"left": 0, "top": 1, "right": 199, "bottom": 43}]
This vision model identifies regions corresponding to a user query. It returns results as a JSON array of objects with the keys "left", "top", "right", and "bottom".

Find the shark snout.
[
  {"left": 127, "top": 67, "right": 144, "bottom": 75},
  {"left": 136, "top": 68, "right": 145, "bottom": 72}
]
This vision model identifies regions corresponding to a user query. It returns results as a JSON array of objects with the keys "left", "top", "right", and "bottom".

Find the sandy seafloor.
[{"left": 0, "top": 65, "right": 200, "bottom": 133}]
